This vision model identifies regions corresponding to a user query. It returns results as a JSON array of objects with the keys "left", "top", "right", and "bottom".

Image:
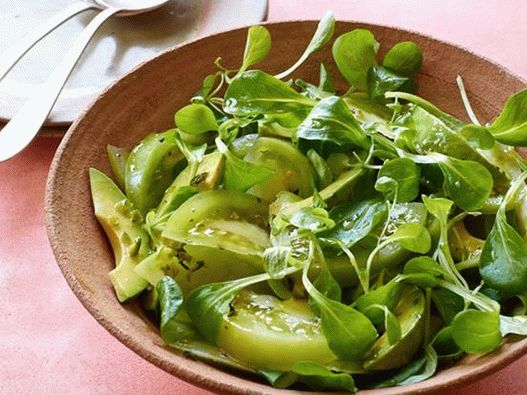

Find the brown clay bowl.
[{"left": 45, "top": 20, "right": 527, "bottom": 394}]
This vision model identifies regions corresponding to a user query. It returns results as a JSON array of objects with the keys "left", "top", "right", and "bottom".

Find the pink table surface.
[{"left": 2, "top": 1, "right": 527, "bottom": 394}]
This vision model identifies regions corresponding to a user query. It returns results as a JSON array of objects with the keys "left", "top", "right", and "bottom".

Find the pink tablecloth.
[{"left": 2, "top": 1, "right": 527, "bottom": 393}]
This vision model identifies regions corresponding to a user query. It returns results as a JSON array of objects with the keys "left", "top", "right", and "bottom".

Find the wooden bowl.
[{"left": 45, "top": 21, "right": 526, "bottom": 394}]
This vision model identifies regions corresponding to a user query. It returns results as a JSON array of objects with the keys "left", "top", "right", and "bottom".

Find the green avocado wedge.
[
  {"left": 363, "top": 286, "right": 425, "bottom": 371},
  {"left": 89, "top": 168, "right": 150, "bottom": 302}
]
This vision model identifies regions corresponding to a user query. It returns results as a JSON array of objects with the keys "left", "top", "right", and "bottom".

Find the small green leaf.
[
  {"left": 489, "top": 89, "right": 527, "bottom": 146},
  {"left": 354, "top": 281, "right": 404, "bottom": 324},
  {"left": 480, "top": 212, "right": 527, "bottom": 295},
  {"left": 291, "top": 361, "right": 357, "bottom": 392},
  {"left": 383, "top": 41, "right": 423, "bottom": 75},
  {"left": 216, "top": 137, "right": 274, "bottom": 192},
  {"left": 316, "top": 297, "right": 378, "bottom": 360},
  {"left": 319, "top": 199, "right": 387, "bottom": 249},
  {"left": 431, "top": 288, "right": 464, "bottom": 324},
  {"left": 451, "top": 309, "right": 502, "bottom": 354},
  {"left": 239, "top": 25, "right": 271, "bottom": 73},
  {"left": 332, "top": 29, "right": 379, "bottom": 90},
  {"left": 307, "top": 149, "right": 333, "bottom": 189},
  {"left": 431, "top": 327, "right": 463, "bottom": 361},
  {"left": 373, "top": 345, "right": 437, "bottom": 388},
  {"left": 175, "top": 104, "right": 218, "bottom": 135},
  {"left": 367, "top": 65, "right": 408, "bottom": 101},
  {"left": 376, "top": 157, "right": 420, "bottom": 202},
  {"left": 459, "top": 124, "right": 495, "bottom": 150},
  {"left": 480, "top": 175, "right": 527, "bottom": 295},
  {"left": 296, "top": 96, "right": 370, "bottom": 149},
  {"left": 289, "top": 207, "right": 335, "bottom": 233},
  {"left": 319, "top": 63, "right": 336, "bottom": 93},
  {"left": 275, "top": 11, "right": 335, "bottom": 80},
  {"left": 186, "top": 273, "right": 270, "bottom": 343},
  {"left": 392, "top": 222, "right": 431, "bottom": 254},
  {"left": 224, "top": 71, "right": 314, "bottom": 116},
  {"left": 157, "top": 276, "right": 184, "bottom": 344},
  {"left": 385, "top": 307, "right": 402, "bottom": 345}
]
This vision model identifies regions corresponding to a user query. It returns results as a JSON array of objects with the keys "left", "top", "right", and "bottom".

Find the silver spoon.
[{"left": 0, "top": 0, "right": 170, "bottom": 162}]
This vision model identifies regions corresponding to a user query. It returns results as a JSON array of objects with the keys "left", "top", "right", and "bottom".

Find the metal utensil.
[{"left": 0, "top": 0, "right": 170, "bottom": 162}]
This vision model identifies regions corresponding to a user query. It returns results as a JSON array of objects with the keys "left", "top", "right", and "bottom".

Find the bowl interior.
[{"left": 46, "top": 21, "right": 526, "bottom": 394}]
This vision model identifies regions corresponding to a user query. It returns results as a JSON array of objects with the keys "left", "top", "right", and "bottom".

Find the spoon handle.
[
  {"left": 0, "top": 2, "right": 96, "bottom": 82},
  {"left": 0, "top": 7, "right": 120, "bottom": 162}
]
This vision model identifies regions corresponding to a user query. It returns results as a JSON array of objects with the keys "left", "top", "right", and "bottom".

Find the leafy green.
[
  {"left": 354, "top": 281, "right": 405, "bottom": 324},
  {"left": 289, "top": 207, "right": 336, "bottom": 233},
  {"left": 480, "top": 174, "right": 527, "bottom": 295},
  {"left": 307, "top": 149, "right": 333, "bottom": 188},
  {"left": 175, "top": 104, "right": 219, "bottom": 135},
  {"left": 239, "top": 25, "right": 271, "bottom": 74},
  {"left": 489, "top": 89, "right": 527, "bottom": 146},
  {"left": 376, "top": 157, "right": 420, "bottom": 202},
  {"left": 216, "top": 137, "right": 274, "bottom": 192},
  {"left": 224, "top": 70, "right": 314, "bottom": 116},
  {"left": 332, "top": 29, "right": 379, "bottom": 90},
  {"left": 383, "top": 41, "right": 423, "bottom": 75},
  {"left": 368, "top": 65, "right": 408, "bottom": 101},
  {"left": 431, "top": 327, "right": 463, "bottom": 361},
  {"left": 373, "top": 345, "right": 437, "bottom": 388},
  {"left": 319, "top": 199, "right": 387, "bottom": 249},
  {"left": 392, "top": 223, "right": 431, "bottom": 254},
  {"left": 260, "top": 361, "right": 356, "bottom": 391},
  {"left": 500, "top": 315, "right": 527, "bottom": 336},
  {"left": 296, "top": 96, "right": 370, "bottom": 149},
  {"left": 186, "top": 272, "right": 272, "bottom": 343},
  {"left": 402, "top": 151, "right": 493, "bottom": 211},
  {"left": 319, "top": 63, "right": 336, "bottom": 93},
  {"left": 459, "top": 125, "right": 495, "bottom": 150},
  {"left": 275, "top": 11, "right": 335, "bottom": 79},
  {"left": 451, "top": 309, "right": 502, "bottom": 353},
  {"left": 157, "top": 276, "right": 184, "bottom": 344},
  {"left": 303, "top": 248, "right": 378, "bottom": 360}
]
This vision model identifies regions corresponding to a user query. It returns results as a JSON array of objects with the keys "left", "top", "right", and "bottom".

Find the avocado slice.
[
  {"left": 89, "top": 168, "right": 150, "bottom": 302},
  {"left": 363, "top": 286, "right": 425, "bottom": 371}
]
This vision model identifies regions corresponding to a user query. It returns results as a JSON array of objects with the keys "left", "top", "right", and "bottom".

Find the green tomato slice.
[
  {"left": 217, "top": 291, "right": 337, "bottom": 371},
  {"left": 244, "top": 137, "right": 315, "bottom": 201},
  {"left": 161, "top": 190, "right": 269, "bottom": 256}
]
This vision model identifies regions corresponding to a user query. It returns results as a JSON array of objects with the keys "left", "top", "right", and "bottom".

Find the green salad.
[{"left": 90, "top": 12, "right": 527, "bottom": 391}]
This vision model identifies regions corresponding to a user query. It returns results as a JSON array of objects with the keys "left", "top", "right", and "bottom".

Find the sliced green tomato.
[
  {"left": 161, "top": 190, "right": 269, "bottom": 256},
  {"left": 125, "top": 129, "right": 185, "bottom": 214},
  {"left": 107, "top": 145, "right": 129, "bottom": 191},
  {"left": 89, "top": 168, "right": 149, "bottom": 302},
  {"left": 134, "top": 244, "right": 262, "bottom": 294},
  {"left": 363, "top": 286, "right": 425, "bottom": 371},
  {"left": 243, "top": 137, "right": 315, "bottom": 201},
  {"left": 327, "top": 203, "right": 428, "bottom": 287},
  {"left": 217, "top": 291, "right": 337, "bottom": 371}
]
